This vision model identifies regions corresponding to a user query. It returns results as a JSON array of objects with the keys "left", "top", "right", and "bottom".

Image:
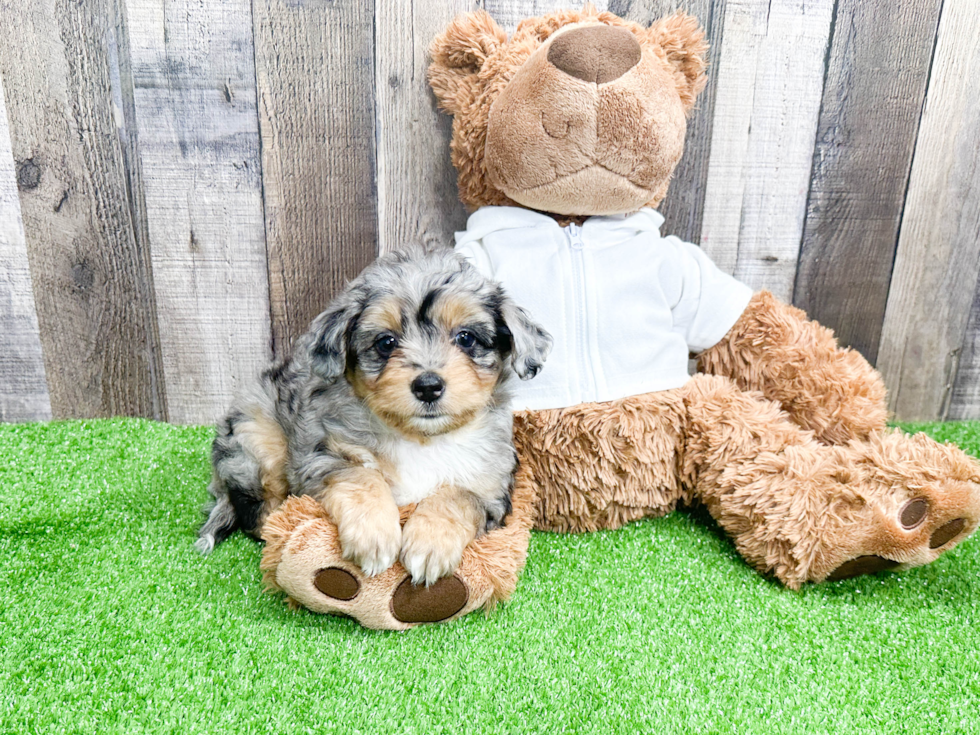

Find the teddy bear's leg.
[
  {"left": 514, "top": 390, "right": 691, "bottom": 533},
  {"left": 697, "top": 291, "right": 887, "bottom": 445},
  {"left": 683, "top": 374, "right": 980, "bottom": 588},
  {"left": 259, "top": 464, "right": 538, "bottom": 630}
]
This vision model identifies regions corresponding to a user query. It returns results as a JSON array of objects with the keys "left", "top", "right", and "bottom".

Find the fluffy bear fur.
[{"left": 429, "top": 6, "right": 707, "bottom": 216}]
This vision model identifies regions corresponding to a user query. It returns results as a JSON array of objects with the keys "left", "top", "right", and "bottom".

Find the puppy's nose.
[
  {"left": 411, "top": 372, "right": 445, "bottom": 403},
  {"left": 547, "top": 24, "right": 642, "bottom": 84}
]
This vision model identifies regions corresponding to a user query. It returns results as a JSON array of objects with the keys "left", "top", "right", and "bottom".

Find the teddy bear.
[{"left": 258, "top": 6, "right": 980, "bottom": 630}]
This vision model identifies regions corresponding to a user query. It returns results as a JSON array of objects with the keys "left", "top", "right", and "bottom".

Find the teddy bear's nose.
[{"left": 547, "top": 24, "right": 642, "bottom": 84}]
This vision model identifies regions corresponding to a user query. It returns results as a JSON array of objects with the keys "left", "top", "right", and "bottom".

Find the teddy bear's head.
[{"left": 428, "top": 6, "right": 707, "bottom": 217}]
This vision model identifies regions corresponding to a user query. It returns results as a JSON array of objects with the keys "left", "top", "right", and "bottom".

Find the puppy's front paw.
[
  {"left": 332, "top": 497, "right": 402, "bottom": 577},
  {"left": 399, "top": 515, "right": 469, "bottom": 587}
]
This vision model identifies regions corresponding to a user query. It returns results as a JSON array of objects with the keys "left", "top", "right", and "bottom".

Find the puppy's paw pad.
[
  {"left": 390, "top": 575, "right": 468, "bottom": 624},
  {"left": 314, "top": 567, "right": 360, "bottom": 601}
]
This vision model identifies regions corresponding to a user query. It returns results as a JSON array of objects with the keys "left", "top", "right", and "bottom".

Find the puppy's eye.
[
  {"left": 454, "top": 330, "right": 477, "bottom": 350},
  {"left": 375, "top": 335, "right": 398, "bottom": 357}
]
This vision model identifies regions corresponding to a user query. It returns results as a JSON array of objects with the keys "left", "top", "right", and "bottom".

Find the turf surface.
[{"left": 2, "top": 419, "right": 980, "bottom": 734}]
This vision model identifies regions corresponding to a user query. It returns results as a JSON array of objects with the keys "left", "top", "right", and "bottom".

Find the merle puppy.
[{"left": 197, "top": 246, "right": 551, "bottom": 586}]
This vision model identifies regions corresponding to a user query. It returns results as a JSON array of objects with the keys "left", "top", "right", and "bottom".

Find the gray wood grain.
[
  {"left": 0, "top": 0, "right": 166, "bottom": 419},
  {"left": 0, "top": 71, "right": 51, "bottom": 422},
  {"left": 610, "top": 0, "right": 726, "bottom": 244},
  {"left": 484, "top": 0, "right": 609, "bottom": 33},
  {"left": 126, "top": 0, "right": 272, "bottom": 424},
  {"left": 949, "top": 278, "right": 980, "bottom": 420},
  {"left": 253, "top": 0, "right": 379, "bottom": 357},
  {"left": 699, "top": 0, "right": 834, "bottom": 304},
  {"left": 375, "top": 0, "right": 473, "bottom": 254},
  {"left": 792, "top": 0, "right": 942, "bottom": 365},
  {"left": 877, "top": 0, "right": 980, "bottom": 421}
]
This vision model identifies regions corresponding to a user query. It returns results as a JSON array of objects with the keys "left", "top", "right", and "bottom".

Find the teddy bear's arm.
[{"left": 696, "top": 290, "right": 887, "bottom": 444}]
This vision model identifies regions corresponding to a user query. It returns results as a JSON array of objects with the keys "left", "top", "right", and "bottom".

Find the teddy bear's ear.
[
  {"left": 647, "top": 12, "right": 708, "bottom": 112},
  {"left": 428, "top": 11, "right": 506, "bottom": 115}
]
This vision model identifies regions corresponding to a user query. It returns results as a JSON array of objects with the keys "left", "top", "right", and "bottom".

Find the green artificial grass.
[{"left": 2, "top": 419, "right": 980, "bottom": 734}]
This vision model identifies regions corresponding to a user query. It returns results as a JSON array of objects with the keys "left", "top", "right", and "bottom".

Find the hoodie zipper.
[{"left": 566, "top": 223, "right": 598, "bottom": 400}]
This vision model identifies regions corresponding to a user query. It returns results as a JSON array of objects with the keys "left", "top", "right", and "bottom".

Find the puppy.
[{"left": 196, "top": 246, "right": 552, "bottom": 586}]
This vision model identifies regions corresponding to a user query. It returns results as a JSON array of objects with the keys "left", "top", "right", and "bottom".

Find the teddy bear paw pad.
[
  {"left": 390, "top": 575, "right": 468, "bottom": 623},
  {"left": 899, "top": 498, "right": 928, "bottom": 528},
  {"left": 826, "top": 555, "right": 899, "bottom": 581},
  {"left": 314, "top": 567, "right": 360, "bottom": 601},
  {"left": 930, "top": 518, "right": 966, "bottom": 549},
  {"left": 825, "top": 490, "right": 975, "bottom": 582}
]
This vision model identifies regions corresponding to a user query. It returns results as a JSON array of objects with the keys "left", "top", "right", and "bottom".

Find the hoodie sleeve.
[
  {"left": 670, "top": 238, "right": 754, "bottom": 353},
  {"left": 454, "top": 239, "right": 496, "bottom": 280}
]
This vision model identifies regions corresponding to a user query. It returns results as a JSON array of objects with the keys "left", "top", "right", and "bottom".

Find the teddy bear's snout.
[{"left": 547, "top": 24, "right": 641, "bottom": 85}]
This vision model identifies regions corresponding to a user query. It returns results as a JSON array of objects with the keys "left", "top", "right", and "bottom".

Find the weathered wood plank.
[
  {"left": 792, "top": 0, "right": 942, "bottom": 365},
  {"left": 696, "top": 0, "right": 763, "bottom": 274},
  {"left": 611, "top": 0, "right": 727, "bottom": 244},
  {"left": 485, "top": 1, "right": 609, "bottom": 33},
  {"left": 253, "top": 0, "right": 378, "bottom": 357},
  {"left": 375, "top": 0, "right": 473, "bottom": 254},
  {"left": 878, "top": 0, "right": 980, "bottom": 421},
  {"left": 126, "top": 0, "right": 272, "bottom": 424},
  {"left": 699, "top": 0, "right": 834, "bottom": 303},
  {"left": 0, "top": 71, "right": 51, "bottom": 422},
  {"left": 949, "top": 279, "right": 980, "bottom": 420},
  {"left": 0, "top": 0, "right": 166, "bottom": 419}
]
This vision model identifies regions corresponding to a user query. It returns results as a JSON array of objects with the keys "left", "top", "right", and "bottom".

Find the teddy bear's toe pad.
[
  {"left": 314, "top": 567, "right": 360, "bottom": 600},
  {"left": 391, "top": 575, "right": 468, "bottom": 623},
  {"left": 930, "top": 518, "right": 966, "bottom": 549},
  {"left": 900, "top": 498, "right": 928, "bottom": 529},
  {"left": 827, "top": 555, "right": 900, "bottom": 581}
]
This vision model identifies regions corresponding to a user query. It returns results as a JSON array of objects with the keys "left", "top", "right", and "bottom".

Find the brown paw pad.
[
  {"left": 827, "top": 555, "right": 899, "bottom": 581},
  {"left": 930, "top": 518, "right": 966, "bottom": 549},
  {"left": 900, "top": 498, "right": 929, "bottom": 529},
  {"left": 391, "top": 575, "right": 468, "bottom": 624},
  {"left": 314, "top": 567, "right": 360, "bottom": 601}
]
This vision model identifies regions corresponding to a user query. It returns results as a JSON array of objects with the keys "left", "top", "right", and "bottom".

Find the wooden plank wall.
[
  {"left": 793, "top": 0, "right": 942, "bottom": 364},
  {"left": 1, "top": 0, "right": 166, "bottom": 420},
  {"left": 0, "top": 72, "right": 51, "bottom": 422},
  {"left": 126, "top": 0, "right": 272, "bottom": 424},
  {"left": 877, "top": 0, "right": 980, "bottom": 421},
  {"left": 0, "top": 0, "right": 979, "bottom": 424}
]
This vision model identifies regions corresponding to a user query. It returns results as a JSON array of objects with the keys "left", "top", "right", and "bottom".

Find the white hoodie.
[{"left": 455, "top": 206, "right": 753, "bottom": 412}]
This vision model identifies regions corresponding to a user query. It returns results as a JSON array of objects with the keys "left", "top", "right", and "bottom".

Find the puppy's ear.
[
  {"left": 308, "top": 294, "right": 361, "bottom": 381},
  {"left": 495, "top": 294, "right": 552, "bottom": 381},
  {"left": 648, "top": 12, "right": 707, "bottom": 112},
  {"left": 428, "top": 11, "right": 506, "bottom": 115}
]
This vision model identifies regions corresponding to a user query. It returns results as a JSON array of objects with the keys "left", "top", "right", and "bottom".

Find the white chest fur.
[{"left": 382, "top": 424, "right": 497, "bottom": 507}]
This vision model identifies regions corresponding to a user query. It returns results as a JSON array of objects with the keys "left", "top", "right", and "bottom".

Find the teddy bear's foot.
[
  {"left": 685, "top": 375, "right": 980, "bottom": 589},
  {"left": 817, "top": 431, "right": 980, "bottom": 584},
  {"left": 258, "top": 496, "right": 483, "bottom": 630},
  {"left": 259, "top": 466, "right": 537, "bottom": 630}
]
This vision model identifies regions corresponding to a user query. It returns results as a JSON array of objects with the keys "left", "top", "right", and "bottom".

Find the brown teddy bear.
[{"left": 259, "top": 6, "right": 980, "bottom": 629}]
